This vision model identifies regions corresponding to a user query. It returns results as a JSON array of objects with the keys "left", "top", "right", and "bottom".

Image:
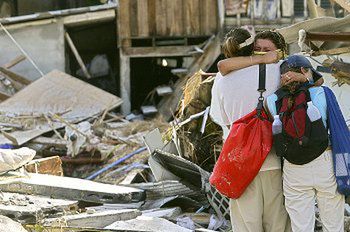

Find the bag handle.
[{"left": 256, "top": 64, "right": 266, "bottom": 116}]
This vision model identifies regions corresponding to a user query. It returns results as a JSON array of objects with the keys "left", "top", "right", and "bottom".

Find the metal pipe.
[{"left": 85, "top": 146, "right": 147, "bottom": 180}]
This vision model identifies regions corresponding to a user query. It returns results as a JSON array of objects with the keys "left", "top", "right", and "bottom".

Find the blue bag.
[{"left": 323, "top": 86, "right": 350, "bottom": 195}]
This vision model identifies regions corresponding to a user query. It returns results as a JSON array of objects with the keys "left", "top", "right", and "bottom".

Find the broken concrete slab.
[
  {"left": 0, "top": 215, "right": 27, "bottom": 232},
  {"left": 142, "top": 207, "right": 182, "bottom": 219},
  {"left": 0, "top": 70, "right": 123, "bottom": 145},
  {"left": 0, "top": 192, "right": 78, "bottom": 224},
  {"left": 104, "top": 216, "right": 192, "bottom": 232},
  {"left": 43, "top": 209, "right": 141, "bottom": 228},
  {"left": 88, "top": 202, "right": 144, "bottom": 212},
  {"left": 0, "top": 173, "right": 145, "bottom": 204}
]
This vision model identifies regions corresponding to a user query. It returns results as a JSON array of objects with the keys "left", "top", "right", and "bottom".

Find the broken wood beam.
[
  {"left": 25, "top": 156, "right": 64, "bottom": 176},
  {"left": 0, "top": 67, "right": 31, "bottom": 85},
  {"left": 122, "top": 46, "right": 197, "bottom": 57},
  {"left": 0, "top": 90, "right": 10, "bottom": 101},
  {"left": 312, "top": 46, "right": 350, "bottom": 56},
  {"left": 3, "top": 55, "right": 26, "bottom": 69},
  {"left": 306, "top": 32, "right": 350, "bottom": 41},
  {"left": 0, "top": 173, "right": 145, "bottom": 204},
  {"left": 65, "top": 32, "right": 91, "bottom": 79}
]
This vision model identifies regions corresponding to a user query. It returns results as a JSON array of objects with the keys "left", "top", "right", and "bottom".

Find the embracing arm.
[{"left": 217, "top": 51, "right": 280, "bottom": 75}]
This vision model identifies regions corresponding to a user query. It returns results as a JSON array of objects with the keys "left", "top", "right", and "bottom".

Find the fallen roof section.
[{"left": 0, "top": 70, "right": 122, "bottom": 145}]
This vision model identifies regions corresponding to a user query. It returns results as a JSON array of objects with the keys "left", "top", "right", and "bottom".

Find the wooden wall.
[{"left": 118, "top": 0, "right": 220, "bottom": 46}]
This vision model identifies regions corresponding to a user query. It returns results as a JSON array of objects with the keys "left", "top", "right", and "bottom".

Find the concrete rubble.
[{"left": 0, "top": 66, "right": 231, "bottom": 231}]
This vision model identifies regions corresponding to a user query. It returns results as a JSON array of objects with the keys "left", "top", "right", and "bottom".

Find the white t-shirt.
[{"left": 210, "top": 62, "right": 282, "bottom": 171}]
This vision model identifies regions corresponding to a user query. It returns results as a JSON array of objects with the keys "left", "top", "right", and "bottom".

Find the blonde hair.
[{"left": 222, "top": 28, "right": 253, "bottom": 58}]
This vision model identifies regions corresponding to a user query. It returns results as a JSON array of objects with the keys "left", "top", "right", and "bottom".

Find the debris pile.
[{"left": 0, "top": 68, "right": 231, "bottom": 231}]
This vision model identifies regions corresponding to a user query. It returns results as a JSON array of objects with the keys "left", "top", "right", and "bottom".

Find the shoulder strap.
[
  {"left": 258, "top": 64, "right": 266, "bottom": 92},
  {"left": 256, "top": 64, "right": 266, "bottom": 115}
]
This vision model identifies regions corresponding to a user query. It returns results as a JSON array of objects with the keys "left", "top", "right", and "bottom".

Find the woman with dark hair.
[{"left": 217, "top": 30, "right": 323, "bottom": 85}]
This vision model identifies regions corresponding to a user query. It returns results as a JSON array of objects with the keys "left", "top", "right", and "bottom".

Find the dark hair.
[
  {"left": 280, "top": 61, "right": 310, "bottom": 75},
  {"left": 280, "top": 62, "right": 310, "bottom": 93},
  {"left": 222, "top": 28, "right": 254, "bottom": 58},
  {"left": 255, "top": 30, "right": 288, "bottom": 57}
]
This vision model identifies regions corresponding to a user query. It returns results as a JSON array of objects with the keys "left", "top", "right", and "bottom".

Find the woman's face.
[{"left": 254, "top": 39, "right": 278, "bottom": 52}]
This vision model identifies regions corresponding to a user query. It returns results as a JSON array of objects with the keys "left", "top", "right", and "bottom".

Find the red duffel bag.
[{"left": 209, "top": 64, "right": 273, "bottom": 199}]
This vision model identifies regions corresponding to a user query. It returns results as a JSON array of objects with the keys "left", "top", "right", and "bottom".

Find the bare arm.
[{"left": 217, "top": 51, "right": 280, "bottom": 75}]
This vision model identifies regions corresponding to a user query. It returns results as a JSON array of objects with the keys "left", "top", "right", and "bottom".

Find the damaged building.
[{"left": 0, "top": 0, "right": 349, "bottom": 231}]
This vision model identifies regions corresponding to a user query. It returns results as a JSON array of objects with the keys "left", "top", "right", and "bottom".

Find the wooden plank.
[
  {"left": 312, "top": 46, "right": 350, "bottom": 56},
  {"left": 65, "top": 32, "right": 91, "bottom": 79},
  {"left": 200, "top": 0, "right": 211, "bottom": 35},
  {"left": 63, "top": 9, "right": 115, "bottom": 27},
  {"left": 0, "top": 90, "right": 10, "bottom": 101},
  {"left": 118, "top": 0, "right": 131, "bottom": 47},
  {"left": 137, "top": 0, "right": 149, "bottom": 37},
  {"left": 0, "top": 67, "right": 31, "bottom": 85},
  {"left": 0, "top": 173, "right": 145, "bottom": 204},
  {"left": 174, "top": 0, "right": 184, "bottom": 35},
  {"left": 184, "top": 0, "right": 201, "bottom": 36},
  {"left": 147, "top": 0, "right": 156, "bottom": 36},
  {"left": 306, "top": 32, "right": 350, "bottom": 41},
  {"left": 122, "top": 46, "right": 197, "bottom": 57},
  {"left": 25, "top": 156, "right": 64, "bottom": 176},
  {"left": 129, "top": 0, "right": 139, "bottom": 37},
  {"left": 3, "top": 55, "right": 26, "bottom": 69},
  {"left": 208, "top": 0, "right": 218, "bottom": 34},
  {"left": 43, "top": 209, "right": 141, "bottom": 228},
  {"left": 0, "top": 192, "right": 78, "bottom": 224},
  {"left": 155, "top": 0, "right": 167, "bottom": 36},
  {"left": 166, "top": 0, "right": 183, "bottom": 36}
]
